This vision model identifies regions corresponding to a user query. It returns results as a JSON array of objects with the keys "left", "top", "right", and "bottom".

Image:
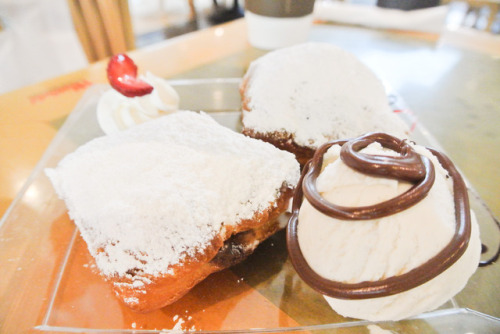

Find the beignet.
[
  {"left": 240, "top": 42, "right": 409, "bottom": 165},
  {"left": 46, "top": 111, "right": 300, "bottom": 312}
]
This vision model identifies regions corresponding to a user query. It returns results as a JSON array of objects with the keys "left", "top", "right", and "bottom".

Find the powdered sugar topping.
[
  {"left": 242, "top": 42, "right": 408, "bottom": 148},
  {"left": 46, "top": 111, "right": 299, "bottom": 277}
]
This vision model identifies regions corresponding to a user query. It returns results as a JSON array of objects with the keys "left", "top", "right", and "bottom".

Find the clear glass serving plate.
[{"left": 15, "top": 78, "right": 498, "bottom": 333}]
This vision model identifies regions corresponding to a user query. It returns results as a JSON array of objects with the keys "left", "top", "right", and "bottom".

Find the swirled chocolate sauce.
[{"left": 287, "top": 133, "right": 472, "bottom": 299}]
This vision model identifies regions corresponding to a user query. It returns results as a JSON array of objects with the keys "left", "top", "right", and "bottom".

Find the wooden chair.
[
  {"left": 443, "top": 0, "right": 500, "bottom": 32},
  {"left": 466, "top": 0, "right": 500, "bottom": 31},
  {"left": 67, "top": 0, "right": 135, "bottom": 62}
]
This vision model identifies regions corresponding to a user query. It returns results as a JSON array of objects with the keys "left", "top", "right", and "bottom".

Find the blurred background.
[{"left": 0, "top": 0, "right": 498, "bottom": 94}]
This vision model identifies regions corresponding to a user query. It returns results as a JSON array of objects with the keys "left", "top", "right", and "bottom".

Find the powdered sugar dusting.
[
  {"left": 124, "top": 297, "right": 139, "bottom": 305},
  {"left": 242, "top": 42, "right": 408, "bottom": 148},
  {"left": 170, "top": 316, "right": 196, "bottom": 332},
  {"left": 46, "top": 111, "right": 299, "bottom": 277}
]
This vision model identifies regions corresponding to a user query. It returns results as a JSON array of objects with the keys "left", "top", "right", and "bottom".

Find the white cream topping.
[
  {"left": 297, "top": 142, "right": 481, "bottom": 321},
  {"left": 97, "top": 72, "right": 180, "bottom": 135},
  {"left": 46, "top": 111, "right": 300, "bottom": 277},
  {"left": 242, "top": 42, "right": 408, "bottom": 148}
]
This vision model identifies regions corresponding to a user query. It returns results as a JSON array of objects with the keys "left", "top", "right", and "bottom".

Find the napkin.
[{"left": 313, "top": 1, "right": 448, "bottom": 34}]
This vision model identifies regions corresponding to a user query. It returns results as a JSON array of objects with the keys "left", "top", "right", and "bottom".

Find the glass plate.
[{"left": 18, "top": 78, "right": 498, "bottom": 333}]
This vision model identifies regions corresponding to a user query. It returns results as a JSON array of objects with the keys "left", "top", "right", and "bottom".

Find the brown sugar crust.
[
  {"left": 109, "top": 185, "right": 294, "bottom": 313},
  {"left": 240, "top": 77, "right": 314, "bottom": 166}
]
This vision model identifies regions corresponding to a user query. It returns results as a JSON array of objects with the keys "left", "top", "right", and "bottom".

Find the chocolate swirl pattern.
[
  {"left": 287, "top": 133, "right": 472, "bottom": 299},
  {"left": 303, "top": 133, "right": 435, "bottom": 220}
]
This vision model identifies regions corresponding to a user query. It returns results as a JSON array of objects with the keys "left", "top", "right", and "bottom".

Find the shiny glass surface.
[{"left": 7, "top": 80, "right": 497, "bottom": 333}]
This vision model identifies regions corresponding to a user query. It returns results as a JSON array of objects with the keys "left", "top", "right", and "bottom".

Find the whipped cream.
[
  {"left": 97, "top": 72, "right": 180, "bottom": 135},
  {"left": 297, "top": 143, "right": 481, "bottom": 321}
]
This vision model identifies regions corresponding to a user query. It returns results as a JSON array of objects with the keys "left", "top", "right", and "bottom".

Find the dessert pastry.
[
  {"left": 46, "top": 111, "right": 300, "bottom": 312},
  {"left": 240, "top": 42, "right": 409, "bottom": 165},
  {"left": 287, "top": 132, "right": 481, "bottom": 321},
  {"left": 97, "top": 54, "right": 180, "bottom": 135}
]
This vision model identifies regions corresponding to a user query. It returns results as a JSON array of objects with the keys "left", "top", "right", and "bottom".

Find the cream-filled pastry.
[{"left": 287, "top": 132, "right": 480, "bottom": 321}]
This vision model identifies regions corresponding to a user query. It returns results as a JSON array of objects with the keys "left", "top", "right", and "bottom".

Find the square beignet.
[{"left": 46, "top": 111, "right": 300, "bottom": 312}]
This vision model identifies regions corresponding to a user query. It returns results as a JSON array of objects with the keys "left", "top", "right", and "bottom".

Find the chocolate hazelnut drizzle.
[
  {"left": 287, "top": 133, "right": 472, "bottom": 299},
  {"left": 303, "top": 133, "right": 436, "bottom": 220},
  {"left": 478, "top": 209, "right": 500, "bottom": 267}
]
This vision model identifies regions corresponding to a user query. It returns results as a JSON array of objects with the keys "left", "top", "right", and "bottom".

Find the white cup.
[{"left": 245, "top": 0, "right": 315, "bottom": 50}]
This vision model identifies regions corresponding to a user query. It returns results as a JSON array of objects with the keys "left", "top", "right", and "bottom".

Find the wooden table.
[{"left": 1, "top": 18, "right": 499, "bottom": 333}]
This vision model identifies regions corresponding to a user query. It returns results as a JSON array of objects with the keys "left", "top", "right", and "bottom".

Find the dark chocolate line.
[
  {"left": 479, "top": 217, "right": 500, "bottom": 267},
  {"left": 302, "top": 133, "right": 435, "bottom": 220}
]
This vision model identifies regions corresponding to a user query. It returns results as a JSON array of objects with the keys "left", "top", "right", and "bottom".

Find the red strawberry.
[{"left": 106, "top": 53, "right": 153, "bottom": 97}]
